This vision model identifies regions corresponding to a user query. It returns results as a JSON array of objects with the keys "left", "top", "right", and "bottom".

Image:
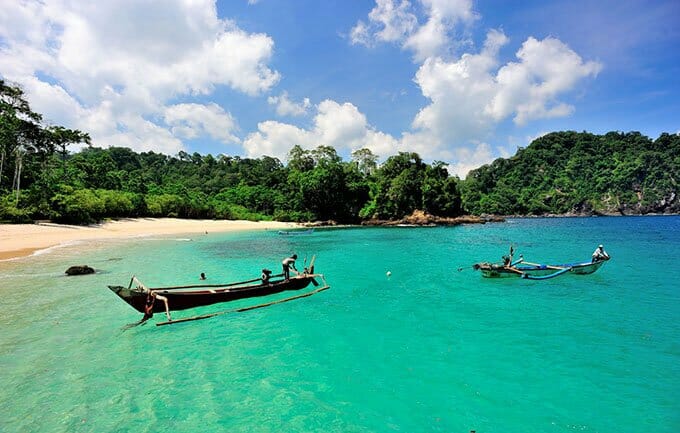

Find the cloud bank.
[
  {"left": 0, "top": 0, "right": 278, "bottom": 153},
  {"left": 0, "top": 0, "right": 602, "bottom": 177},
  {"left": 253, "top": 23, "right": 601, "bottom": 176}
]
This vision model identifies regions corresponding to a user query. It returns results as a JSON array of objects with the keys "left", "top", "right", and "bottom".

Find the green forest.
[
  {"left": 1, "top": 80, "right": 678, "bottom": 224},
  {"left": 462, "top": 130, "right": 680, "bottom": 216}
]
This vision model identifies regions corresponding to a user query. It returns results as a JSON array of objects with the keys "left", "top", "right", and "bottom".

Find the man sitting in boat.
[
  {"left": 592, "top": 244, "right": 610, "bottom": 262},
  {"left": 261, "top": 268, "right": 272, "bottom": 284},
  {"left": 282, "top": 254, "right": 298, "bottom": 280},
  {"left": 502, "top": 245, "right": 515, "bottom": 267}
]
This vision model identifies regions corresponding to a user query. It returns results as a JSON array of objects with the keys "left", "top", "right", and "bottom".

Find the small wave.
[
  {"left": 134, "top": 237, "right": 193, "bottom": 242},
  {"left": 31, "top": 240, "right": 84, "bottom": 256},
  {"left": 0, "top": 256, "right": 22, "bottom": 263},
  {"left": 0, "top": 271, "right": 65, "bottom": 279},
  {"left": 0, "top": 241, "right": 85, "bottom": 262}
]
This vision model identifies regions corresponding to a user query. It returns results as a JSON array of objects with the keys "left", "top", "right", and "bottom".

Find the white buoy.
[{"left": 386, "top": 271, "right": 392, "bottom": 277}]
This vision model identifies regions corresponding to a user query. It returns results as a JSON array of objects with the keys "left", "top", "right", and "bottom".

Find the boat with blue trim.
[{"left": 472, "top": 247, "right": 610, "bottom": 280}]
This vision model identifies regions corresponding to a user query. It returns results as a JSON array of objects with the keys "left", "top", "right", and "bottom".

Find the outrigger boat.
[
  {"left": 277, "top": 228, "right": 314, "bottom": 235},
  {"left": 472, "top": 251, "right": 609, "bottom": 280},
  {"left": 108, "top": 257, "right": 329, "bottom": 326}
]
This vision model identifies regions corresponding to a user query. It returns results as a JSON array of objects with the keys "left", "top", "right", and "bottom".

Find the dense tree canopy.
[
  {"left": 461, "top": 131, "right": 680, "bottom": 215},
  {"left": 1, "top": 81, "right": 677, "bottom": 223}
]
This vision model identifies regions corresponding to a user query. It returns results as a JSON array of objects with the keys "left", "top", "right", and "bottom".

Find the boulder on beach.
[{"left": 65, "top": 265, "right": 95, "bottom": 276}]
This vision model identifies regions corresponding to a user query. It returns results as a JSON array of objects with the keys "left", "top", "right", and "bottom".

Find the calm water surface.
[{"left": 1, "top": 217, "right": 678, "bottom": 432}]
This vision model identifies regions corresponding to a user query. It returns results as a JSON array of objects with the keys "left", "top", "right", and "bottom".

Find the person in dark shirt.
[{"left": 281, "top": 254, "right": 298, "bottom": 280}]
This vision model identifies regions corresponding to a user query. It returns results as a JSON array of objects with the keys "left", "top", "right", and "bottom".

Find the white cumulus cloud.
[
  {"left": 369, "top": 0, "right": 418, "bottom": 43},
  {"left": 313, "top": 100, "right": 368, "bottom": 149},
  {"left": 243, "top": 99, "right": 399, "bottom": 161},
  {"left": 0, "top": 0, "right": 279, "bottom": 154},
  {"left": 267, "top": 92, "right": 311, "bottom": 117},
  {"left": 485, "top": 37, "right": 603, "bottom": 125},
  {"left": 243, "top": 28, "right": 601, "bottom": 179},
  {"left": 243, "top": 121, "right": 314, "bottom": 159},
  {"left": 347, "top": 4, "right": 603, "bottom": 177},
  {"left": 164, "top": 103, "right": 240, "bottom": 144},
  {"left": 409, "top": 31, "right": 601, "bottom": 175},
  {"left": 350, "top": 0, "right": 476, "bottom": 61},
  {"left": 412, "top": 29, "right": 505, "bottom": 142},
  {"left": 411, "top": 30, "right": 602, "bottom": 144}
]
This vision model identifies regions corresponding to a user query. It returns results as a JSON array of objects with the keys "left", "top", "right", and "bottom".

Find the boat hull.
[{"left": 109, "top": 276, "right": 314, "bottom": 313}]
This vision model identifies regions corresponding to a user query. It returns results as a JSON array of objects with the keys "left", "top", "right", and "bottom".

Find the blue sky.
[{"left": 1, "top": 0, "right": 678, "bottom": 176}]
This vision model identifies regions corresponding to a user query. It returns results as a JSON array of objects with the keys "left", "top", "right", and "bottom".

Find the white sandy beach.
[{"left": 0, "top": 218, "right": 299, "bottom": 260}]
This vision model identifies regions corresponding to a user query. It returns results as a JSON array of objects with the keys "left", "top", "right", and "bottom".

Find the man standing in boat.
[
  {"left": 282, "top": 254, "right": 298, "bottom": 280},
  {"left": 502, "top": 245, "right": 514, "bottom": 267},
  {"left": 592, "top": 244, "right": 610, "bottom": 262}
]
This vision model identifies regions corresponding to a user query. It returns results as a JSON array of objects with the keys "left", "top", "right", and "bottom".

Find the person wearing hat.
[
  {"left": 592, "top": 244, "right": 610, "bottom": 262},
  {"left": 282, "top": 254, "right": 298, "bottom": 280}
]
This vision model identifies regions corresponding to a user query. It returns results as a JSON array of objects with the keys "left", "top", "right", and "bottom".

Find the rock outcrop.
[
  {"left": 361, "top": 210, "right": 504, "bottom": 226},
  {"left": 65, "top": 265, "right": 95, "bottom": 276}
]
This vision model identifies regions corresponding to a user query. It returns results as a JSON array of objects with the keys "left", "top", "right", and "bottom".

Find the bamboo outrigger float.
[{"left": 108, "top": 257, "right": 329, "bottom": 326}]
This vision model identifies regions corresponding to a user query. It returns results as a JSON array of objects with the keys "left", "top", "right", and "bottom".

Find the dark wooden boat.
[
  {"left": 108, "top": 257, "right": 328, "bottom": 324},
  {"left": 109, "top": 273, "right": 319, "bottom": 313}
]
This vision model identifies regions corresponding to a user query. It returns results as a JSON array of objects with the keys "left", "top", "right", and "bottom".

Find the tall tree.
[
  {"left": 368, "top": 152, "right": 427, "bottom": 219},
  {"left": 45, "top": 125, "right": 91, "bottom": 180},
  {"left": 311, "top": 145, "right": 341, "bottom": 166},
  {"left": 351, "top": 148, "right": 378, "bottom": 175},
  {"left": 287, "top": 145, "right": 314, "bottom": 172},
  {"left": 0, "top": 80, "right": 43, "bottom": 191},
  {"left": 422, "top": 161, "right": 462, "bottom": 217}
]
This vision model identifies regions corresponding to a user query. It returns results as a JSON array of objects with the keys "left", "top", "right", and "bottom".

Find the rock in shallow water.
[{"left": 65, "top": 265, "right": 95, "bottom": 276}]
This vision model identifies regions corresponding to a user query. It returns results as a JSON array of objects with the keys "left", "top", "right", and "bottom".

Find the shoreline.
[
  {"left": 3, "top": 213, "right": 676, "bottom": 261},
  {"left": 495, "top": 213, "right": 680, "bottom": 220},
  {"left": 0, "top": 218, "right": 299, "bottom": 261}
]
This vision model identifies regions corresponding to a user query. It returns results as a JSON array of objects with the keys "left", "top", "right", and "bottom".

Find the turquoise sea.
[{"left": 1, "top": 216, "right": 678, "bottom": 433}]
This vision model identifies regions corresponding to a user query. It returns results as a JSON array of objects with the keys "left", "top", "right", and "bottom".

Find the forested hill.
[
  {"left": 461, "top": 131, "right": 680, "bottom": 216},
  {"left": 2, "top": 79, "right": 467, "bottom": 224}
]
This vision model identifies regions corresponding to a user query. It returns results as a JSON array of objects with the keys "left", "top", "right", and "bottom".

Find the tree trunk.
[
  {"left": 0, "top": 149, "right": 4, "bottom": 188},
  {"left": 12, "top": 150, "right": 22, "bottom": 204}
]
